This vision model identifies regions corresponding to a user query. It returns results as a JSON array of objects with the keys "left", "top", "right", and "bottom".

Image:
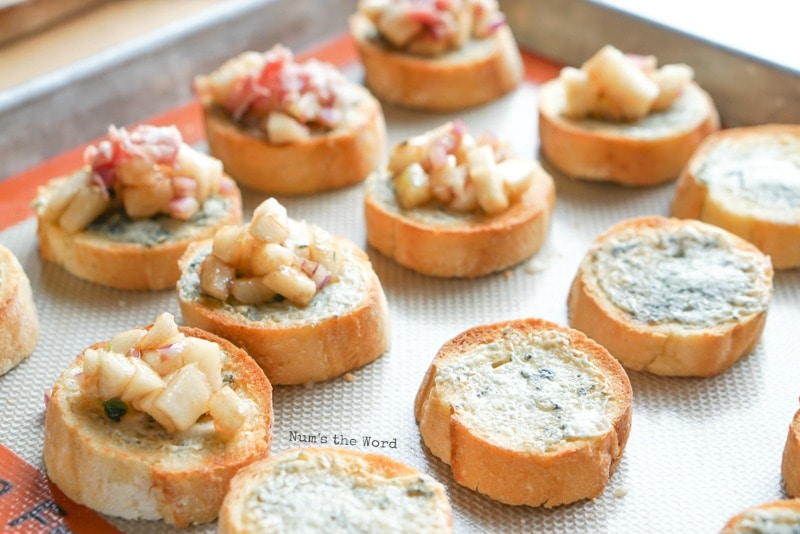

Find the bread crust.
[
  {"left": 177, "top": 237, "right": 390, "bottom": 385},
  {"left": 783, "top": 408, "right": 800, "bottom": 498},
  {"left": 538, "top": 79, "right": 720, "bottom": 186},
  {"left": 349, "top": 13, "right": 523, "bottom": 111},
  {"left": 567, "top": 216, "right": 773, "bottom": 377},
  {"left": 0, "top": 245, "right": 39, "bottom": 375},
  {"left": 43, "top": 326, "right": 273, "bottom": 528},
  {"left": 202, "top": 87, "right": 386, "bottom": 194},
  {"left": 721, "top": 499, "right": 800, "bottom": 533},
  {"left": 364, "top": 164, "right": 555, "bottom": 277},
  {"left": 36, "top": 185, "right": 242, "bottom": 291},
  {"left": 414, "top": 318, "right": 632, "bottom": 507},
  {"left": 672, "top": 124, "right": 800, "bottom": 269},
  {"left": 219, "top": 448, "right": 453, "bottom": 533}
]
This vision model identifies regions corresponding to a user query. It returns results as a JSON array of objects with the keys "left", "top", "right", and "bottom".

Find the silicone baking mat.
[{"left": 1, "top": 36, "right": 799, "bottom": 533}]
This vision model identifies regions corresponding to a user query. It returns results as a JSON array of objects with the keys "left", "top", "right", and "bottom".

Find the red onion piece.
[
  {"left": 172, "top": 176, "right": 197, "bottom": 197},
  {"left": 168, "top": 196, "right": 200, "bottom": 220},
  {"left": 157, "top": 341, "right": 187, "bottom": 359},
  {"left": 127, "top": 348, "right": 141, "bottom": 359},
  {"left": 219, "top": 176, "right": 236, "bottom": 194},
  {"left": 487, "top": 13, "right": 506, "bottom": 33},
  {"left": 44, "top": 388, "right": 52, "bottom": 408}
]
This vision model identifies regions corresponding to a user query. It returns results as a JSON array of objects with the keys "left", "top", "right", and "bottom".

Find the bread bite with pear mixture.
[
  {"left": 32, "top": 124, "right": 242, "bottom": 290},
  {"left": 178, "top": 198, "right": 390, "bottom": 385},
  {"left": 195, "top": 45, "right": 385, "bottom": 194},
  {"left": 43, "top": 312, "right": 272, "bottom": 528},
  {"left": 365, "top": 121, "right": 555, "bottom": 277},
  {"left": 539, "top": 44, "right": 719, "bottom": 185},
  {"left": 350, "top": 0, "right": 523, "bottom": 111}
]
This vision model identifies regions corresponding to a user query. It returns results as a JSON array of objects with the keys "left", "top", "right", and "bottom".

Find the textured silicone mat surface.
[{"left": 1, "top": 83, "right": 799, "bottom": 533}]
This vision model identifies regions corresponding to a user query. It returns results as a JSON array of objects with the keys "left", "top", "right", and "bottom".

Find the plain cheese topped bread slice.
[
  {"left": 722, "top": 500, "right": 800, "bottom": 533},
  {"left": 672, "top": 124, "right": 800, "bottom": 269},
  {"left": 415, "top": 318, "right": 631, "bottom": 507},
  {"left": 569, "top": 216, "right": 773, "bottom": 377},
  {"left": 219, "top": 448, "right": 453, "bottom": 534}
]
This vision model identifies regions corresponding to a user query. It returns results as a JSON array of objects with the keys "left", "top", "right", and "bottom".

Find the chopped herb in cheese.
[{"left": 592, "top": 224, "right": 771, "bottom": 327}]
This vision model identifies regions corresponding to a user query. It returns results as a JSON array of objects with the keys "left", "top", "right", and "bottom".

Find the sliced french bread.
[
  {"left": 415, "top": 318, "right": 632, "bottom": 507},
  {"left": 0, "top": 244, "right": 38, "bottom": 376},
  {"left": 722, "top": 499, "right": 800, "bottom": 533},
  {"left": 783, "top": 408, "right": 800, "bottom": 498}
]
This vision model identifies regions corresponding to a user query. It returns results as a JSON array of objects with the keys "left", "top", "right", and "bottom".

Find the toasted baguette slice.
[
  {"left": 364, "top": 163, "right": 555, "bottom": 277},
  {"left": 219, "top": 448, "right": 453, "bottom": 533},
  {"left": 783, "top": 408, "right": 800, "bottom": 498},
  {"left": 177, "top": 236, "right": 390, "bottom": 385},
  {"left": 538, "top": 79, "right": 719, "bottom": 185},
  {"left": 43, "top": 325, "right": 272, "bottom": 528},
  {"left": 35, "top": 184, "right": 242, "bottom": 291},
  {"left": 0, "top": 245, "right": 39, "bottom": 375},
  {"left": 722, "top": 499, "right": 800, "bottom": 533},
  {"left": 202, "top": 85, "right": 386, "bottom": 195},
  {"left": 415, "top": 318, "right": 632, "bottom": 507},
  {"left": 672, "top": 125, "right": 800, "bottom": 269},
  {"left": 568, "top": 216, "right": 773, "bottom": 377},
  {"left": 349, "top": 13, "right": 523, "bottom": 111}
]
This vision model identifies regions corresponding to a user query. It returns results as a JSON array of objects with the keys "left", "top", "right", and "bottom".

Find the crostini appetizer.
[
  {"left": 350, "top": 0, "right": 523, "bottom": 111},
  {"left": 783, "top": 406, "right": 800, "bottom": 498},
  {"left": 722, "top": 500, "right": 800, "bottom": 533},
  {"left": 0, "top": 244, "right": 39, "bottom": 375},
  {"left": 364, "top": 121, "right": 555, "bottom": 277},
  {"left": 31, "top": 124, "right": 242, "bottom": 290},
  {"left": 672, "top": 124, "right": 800, "bottom": 269},
  {"left": 44, "top": 312, "right": 272, "bottom": 528},
  {"left": 219, "top": 448, "right": 453, "bottom": 533},
  {"left": 194, "top": 45, "right": 386, "bottom": 194},
  {"left": 568, "top": 217, "right": 773, "bottom": 377},
  {"left": 539, "top": 44, "right": 720, "bottom": 185},
  {"left": 177, "top": 197, "right": 390, "bottom": 385},
  {"left": 415, "top": 318, "right": 632, "bottom": 507}
]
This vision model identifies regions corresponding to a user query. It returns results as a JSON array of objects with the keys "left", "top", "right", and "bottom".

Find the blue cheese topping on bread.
[
  {"left": 591, "top": 223, "right": 771, "bottom": 327},
  {"left": 732, "top": 507, "right": 800, "bottom": 533},
  {"left": 434, "top": 327, "right": 614, "bottom": 453}
]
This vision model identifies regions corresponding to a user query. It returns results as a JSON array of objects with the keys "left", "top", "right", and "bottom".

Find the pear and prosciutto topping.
[{"left": 32, "top": 124, "right": 234, "bottom": 233}]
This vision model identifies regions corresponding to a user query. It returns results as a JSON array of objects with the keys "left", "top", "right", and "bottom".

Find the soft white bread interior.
[
  {"left": 672, "top": 124, "right": 800, "bottom": 269},
  {"left": 783, "top": 408, "right": 800, "bottom": 498},
  {"left": 415, "top": 318, "right": 632, "bottom": 507},
  {"left": 35, "top": 183, "right": 242, "bottom": 290},
  {"left": 721, "top": 499, "right": 800, "bottom": 533},
  {"left": 0, "top": 244, "right": 39, "bottom": 376},
  {"left": 538, "top": 79, "right": 719, "bottom": 185},
  {"left": 43, "top": 325, "right": 272, "bottom": 528},
  {"left": 364, "top": 163, "right": 555, "bottom": 277},
  {"left": 568, "top": 216, "right": 773, "bottom": 377},
  {"left": 202, "top": 85, "right": 386, "bottom": 195},
  {"left": 349, "top": 13, "right": 523, "bottom": 111},
  {"left": 219, "top": 448, "right": 453, "bottom": 533},
  {"left": 177, "top": 236, "right": 390, "bottom": 385}
]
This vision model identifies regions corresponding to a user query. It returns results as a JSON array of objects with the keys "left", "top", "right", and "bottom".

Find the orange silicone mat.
[{"left": 1, "top": 34, "right": 798, "bottom": 534}]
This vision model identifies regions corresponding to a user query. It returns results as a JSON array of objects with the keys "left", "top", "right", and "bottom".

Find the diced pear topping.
[
  {"left": 208, "top": 386, "right": 247, "bottom": 439},
  {"left": 231, "top": 277, "right": 277, "bottom": 305},
  {"left": 266, "top": 112, "right": 311, "bottom": 144},
  {"left": 122, "top": 359, "right": 166, "bottom": 400},
  {"left": 213, "top": 225, "right": 247, "bottom": 265},
  {"left": 97, "top": 352, "right": 137, "bottom": 400},
  {"left": 154, "top": 364, "right": 213, "bottom": 433},
  {"left": 250, "top": 243, "right": 295, "bottom": 275},
  {"left": 182, "top": 337, "right": 224, "bottom": 392},
  {"left": 37, "top": 172, "right": 89, "bottom": 223},
  {"left": 200, "top": 255, "right": 236, "bottom": 301},
  {"left": 395, "top": 163, "right": 432, "bottom": 209},
  {"left": 263, "top": 265, "right": 317, "bottom": 306},
  {"left": 250, "top": 198, "right": 289, "bottom": 243},
  {"left": 468, "top": 145, "right": 509, "bottom": 215},
  {"left": 561, "top": 44, "right": 695, "bottom": 121},
  {"left": 109, "top": 329, "right": 147, "bottom": 355},
  {"left": 139, "top": 312, "right": 181, "bottom": 350},
  {"left": 497, "top": 159, "right": 536, "bottom": 200},
  {"left": 58, "top": 186, "right": 111, "bottom": 233}
]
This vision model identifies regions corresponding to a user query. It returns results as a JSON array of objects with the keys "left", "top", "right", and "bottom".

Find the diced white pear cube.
[
  {"left": 468, "top": 145, "right": 509, "bottom": 214},
  {"left": 377, "top": 5, "right": 423, "bottom": 47},
  {"left": 266, "top": 112, "right": 310, "bottom": 144},
  {"left": 79, "top": 349, "right": 102, "bottom": 397},
  {"left": 250, "top": 243, "right": 294, "bottom": 276},
  {"left": 497, "top": 159, "right": 536, "bottom": 199},
  {"left": 58, "top": 185, "right": 111, "bottom": 233},
  {"left": 213, "top": 225, "right": 247, "bottom": 265},
  {"left": 141, "top": 348, "right": 185, "bottom": 378},
  {"left": 449, "top": 181, "right": 479, "bottom": 212},
  {"left": 181, "top": 337, "right": 224, "bottom": 392},
  {"left": 121, "top": 178, "right": 173, "bottom": 219},
  {"left": 285, "top": 220, "right": 312, "bottom": 258},
  {"left": 116, "top": 158, "right": 157, "bottom": 186},
  {"left": 308, "top": 238, "right": 342, "bottom": 282},
  {"left": 208, "top": 386, "right": 247, "bottom": 440},
  {"left": 121, "top": 358, "right": 166, "bottom": 402},
  {"left": 134, "top": 388, "right": 176, "bottom": 433},
  {"left": 560, "top": 66, "right": 599, "bottom": 119},
  {"left": 250, "top": 198, "right": 289, "bottom": 243},
  {"left": 583, "top": 44, "right": 658, "bottom": 120},
  {"left": 174, "top": 145, "right": 224, "bottom": 202},
  {"left": 231, "top": 277, "right": 276, "bottom": 306},
  {"left": 651, "top": 63, "right": 694, "bottom": 111},
  {"left": 154, "top": 363, "right": 213, "bottom": 432},
  {"left": 39, "top": 171, "right": 89, "bottom": 222},
  {"left": 97, "top": 351, "right": 137, "bottom": 399},
  {"left": 200, "top": 254, "right": 235, "bottom": 301},
  {"left": 139, "top": 313, "right": 181, "bottom": 350},
  {"left": 394, "top": 163, "right": 432, "bottom": 209},
  {"left": 388, "top": 122, "right": 453, "bottom": 174},
  {"left": 109, "top": 328, "right": 147, "bottom": 356},
  {"left": 263, "top": 265, "right": 317, "bottom": 306}
]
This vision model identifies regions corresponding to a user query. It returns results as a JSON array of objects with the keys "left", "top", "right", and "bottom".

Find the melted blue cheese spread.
[
  {"left": 560, "top": 84, "right": 707, "bottom": 139},
  {"left": 433, "top": 327, "right": 614, "bottom": 453},
  {"left": 85, "top": 196, "right": 232, "bottom": 247},
  {"left": 695, "top": 133, "right": 800, "bottom": 224},
  {"left": 243, "top": 450, "right": 449, "bottom": 533},
  {"left": 592, "top": 224, "right": 771, "bottom": 328},
  {"left": 178, "top": 243, "right": 366, "bottom": 325},
  {"left": 733, "top": 507, "right": 800, "bottom": 533}
]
